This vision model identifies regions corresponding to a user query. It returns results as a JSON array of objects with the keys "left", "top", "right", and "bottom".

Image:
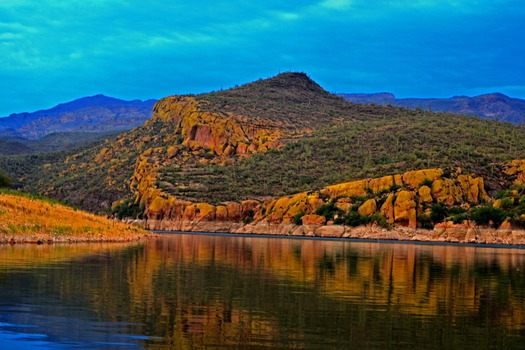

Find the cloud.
[{"left": 320, "top": 0, "right": 352, "bottom": 10}]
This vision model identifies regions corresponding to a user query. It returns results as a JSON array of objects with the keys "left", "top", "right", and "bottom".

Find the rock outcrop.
[
  {"left": 152, "top": 96, "right": 283, "bottom": 157},
  {"left": 505, "top": 159, "right": 525, "bottom": 185},
  {"left": 135, "top": 161, "right": 524, "bottom": 240}
]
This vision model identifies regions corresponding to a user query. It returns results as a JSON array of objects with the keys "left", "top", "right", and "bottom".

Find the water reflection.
[{"left": 1, "top": 234, "right": 525, "bottom": 349}]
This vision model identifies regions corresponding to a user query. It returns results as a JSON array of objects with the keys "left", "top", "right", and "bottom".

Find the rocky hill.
[
  {"left": 339, "top": 92, "right": 525, "bottom": 124},
  {"left": 0, "top": 94, "right": 157, "bottom": 140},
  {"left": 1, "top": 72, "right": 525, "bottom": 239}
]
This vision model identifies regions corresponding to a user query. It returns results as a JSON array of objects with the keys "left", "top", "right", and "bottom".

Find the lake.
[{"left": 1, "top": 233, "right": 525, "bottom": 349}]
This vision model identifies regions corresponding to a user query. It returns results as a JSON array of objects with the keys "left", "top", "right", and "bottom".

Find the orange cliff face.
[
  {"left": 127, "top": 96, "right": 287, "bottom": 231},
  {"left": 135, "top": 161, "right": 497, "bottom": 235},
  {"left": 237, "top": 167, "right": 490, "bottom": 234},
  {"left": 152, "top": 96, "right": 284, "bottom": 156}
]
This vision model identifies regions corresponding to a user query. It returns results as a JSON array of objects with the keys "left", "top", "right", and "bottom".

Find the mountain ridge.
[
  {"left": 0, "top": 94, "right": 157, "bottom": 140},
  {"left": 339, "top": 92, "right": 525, "bottom": 124}
]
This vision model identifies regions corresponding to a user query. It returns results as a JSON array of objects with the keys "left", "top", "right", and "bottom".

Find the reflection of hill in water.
[
  {"left": 140, "top": 235, "right": 525, "bottom": 325},
  {"left": 2, "top": 235, "right": 525, "bottom": 348}
]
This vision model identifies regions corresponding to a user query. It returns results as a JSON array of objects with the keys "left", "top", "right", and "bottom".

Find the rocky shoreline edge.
[
  {"left": 4, "top": 220, "right": 524, "bottom": 246},
  {"left": 143, "top": 219, "right": 525, "bottom": 246},
  {"left": 0, "top": 232, "right": 155, "bottom": 245}
]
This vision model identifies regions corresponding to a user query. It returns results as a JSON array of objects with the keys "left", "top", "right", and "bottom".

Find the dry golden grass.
[{"left": 0, "top": 191, "right": 150, "bottom": 243}]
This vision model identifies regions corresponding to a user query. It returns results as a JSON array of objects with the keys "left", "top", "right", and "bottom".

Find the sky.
[{"left": 1, "top": 0, "right": 524, "bottom": 116}]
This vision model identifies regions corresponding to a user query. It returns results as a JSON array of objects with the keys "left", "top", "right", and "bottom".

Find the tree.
[
  {"left": 0, "top": 171, "right": 12, "bottom": 188},
  {"left": 430, "top": 203, "right": 447, "bottom": 223}
]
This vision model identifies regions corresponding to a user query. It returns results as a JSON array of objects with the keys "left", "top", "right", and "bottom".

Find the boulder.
[
  {"left": 380, "top": 193, "right": 395, "bottom": 224},
  {"left": 394, "top": 190, "right": 417, "bottom": 228},
  {"left": 402, "top": 168, "right": 443, "bottom": 189},
  {"left": 301, "top": 214, "right": 326, "bottom": 225},
  {"left": 316, "top": 225, "right": 345, "bottom": 238},
  {"left": 358, "top": 199, "right": 377, "bottom": 216},
  {"left": 431, "top": 178, "right": 461, "bottom": 206},
  {"left": 321, "top": 179, "right": 368, "bottom": 198},
  {"left": 368, "top": 175, "right": 394, "bottom": 194},
  {"left": 418, "top": 185, "right": 433, "bottom": 203}
]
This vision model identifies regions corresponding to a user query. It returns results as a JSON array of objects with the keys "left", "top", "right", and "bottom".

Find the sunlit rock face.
[{"left": 137, "top": 158, "right": 525, "bottom": 241}]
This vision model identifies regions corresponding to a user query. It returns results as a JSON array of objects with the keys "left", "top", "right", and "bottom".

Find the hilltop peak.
[
  {"left": 195, "top": 72, "right": 346, "bottom": 128},
  {"left": 262, "top": 72, "right": 325, "bottom": 91},
  {"left": 225, "top": 72, "right": 331, "bottom": 97}
]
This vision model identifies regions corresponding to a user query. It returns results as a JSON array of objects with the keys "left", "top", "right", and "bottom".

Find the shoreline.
[
  {"left": 3, "top": 227, "right": 525, "bottom": 249},
  {"left": 0, "top": 232, "right": 155, "bottom": 245},
  {"left": 152, "top": 230, "right": 525, "bottom": 249},
  {"left": 143, "top": 218, "right": 525, "bottom": 247}
]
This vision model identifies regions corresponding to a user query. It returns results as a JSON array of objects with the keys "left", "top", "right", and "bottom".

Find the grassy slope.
[
  {"left": 0, "top": 190, "right": 148, "bottom": 243},
  {"left": 1, "top": 72, "right": 525, "bottom": 211}
]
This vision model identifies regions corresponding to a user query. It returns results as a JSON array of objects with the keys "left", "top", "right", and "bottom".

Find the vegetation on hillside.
[
  {"left": 0, "top": 169, "right": 12, "bottom": 188},
  {"left": 158, "top": 111, "right": 525, "bottom": 204},
  {"left": 0, "top": 119, "right": 174, "bottom": 212},
  {"left": 0, "top": 131, "right": 122, "bottom": 156},
  {"left": 196, "top": 72, "right": 350, "bottom": 129}
]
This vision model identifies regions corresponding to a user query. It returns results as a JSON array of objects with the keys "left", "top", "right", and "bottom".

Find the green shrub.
[
  {"left": 294, "top": 211, "right": 305, "bottom": 225},
  {"left": 470, "top": 206, "right": 505, "bottom": 228},
  {"left": 315, "top": 202, "right": 342, "bottom": 221},
  {"left": 419, "top": 178, "right": 433, "bottom": 188},
  {"left": 451, "top": 212, "right": 470, "bottom": 224},
  {"left": 111, "top": 198, "right": 145, "bottom": 220},
  {"left": 389, "top": 184, "right": 401, "bottom": 192},
  {"left": 350, "top": 195, "right": 367, "bottom": 207},
  {"left": 516, "top": 198, "right": 525, "bottom": 215},
  {"left": 430, "top": 203, "right": 447, "bottom": 223},
  {"left": 448, "top": 206, "right": 467, "bottom": 216},
  {"left": 494, "top": 190, "right": 511, "bottom": 200},
  {"left": 499, "top": 197, "right": 514, "bottom": 211},
  {"left": 418, "top": 213, "right": 434, "bottom": 229},
  {"left": 333, "top": 216, "right": 345, "bottom": 225},
  {"left": 345, "top": 211, "right": 363, "bottom": 227},
  {"left": 243, "top": 209, "right": 255, "bottom": 224},
  {"left": 370, "top": 213, "right": 390, "bottom": 230}
]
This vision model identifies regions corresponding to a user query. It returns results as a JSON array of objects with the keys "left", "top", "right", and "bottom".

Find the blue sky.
[{"left": 1, "top": 0, "right": 524, "bottom": 116}]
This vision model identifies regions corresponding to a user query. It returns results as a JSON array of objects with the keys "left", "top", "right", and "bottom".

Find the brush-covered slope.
[
  {"left": 0, "top": 131, "right": 122, "bottom": 155},
  {"left": 1, "top": 72, "right": 525, "bottom": 219},
  {"left": 197, "top": 72, "right": 350, "bottom": 128},
  {"left": 0, "top": 191, "right": 148, "bottom": 243}
]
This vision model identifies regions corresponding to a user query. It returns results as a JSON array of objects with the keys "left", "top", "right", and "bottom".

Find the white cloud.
[
  {"left": 274, "top": 11, "right": 301, "bottom": 21},
  {"left": 320, "top": 0, "right": 352, "bottom": 10}
]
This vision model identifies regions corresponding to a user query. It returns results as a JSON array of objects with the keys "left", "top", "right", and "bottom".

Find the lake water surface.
[{"left": 1, "top": 233, "right": 525, "bottom": 349}]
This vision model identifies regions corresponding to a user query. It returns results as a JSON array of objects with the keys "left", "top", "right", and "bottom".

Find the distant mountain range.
[
  {"left": 0, "top": 94, "right": 157, "bottom": 140},
  {"left": 338, "top": 92, "right": 525, "bottom": 125},
  {"left": 1, "top": 88, "right": 523, "bottom": 156}
]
